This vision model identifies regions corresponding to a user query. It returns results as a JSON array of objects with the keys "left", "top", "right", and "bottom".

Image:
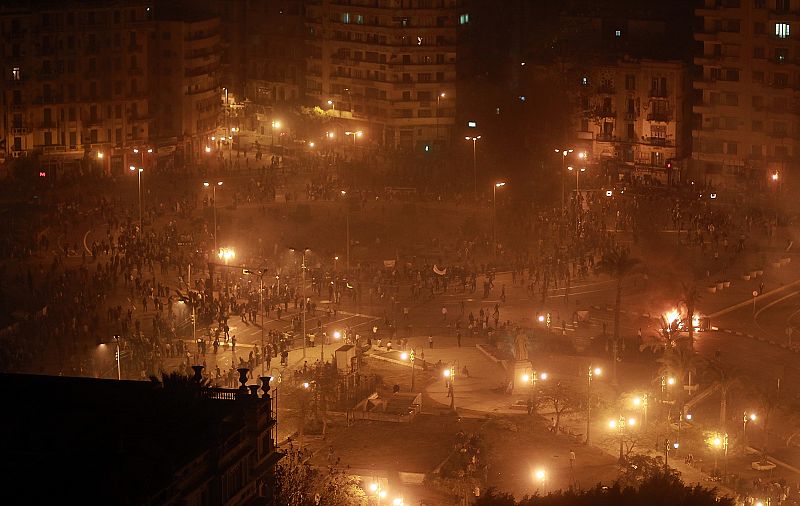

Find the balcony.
[
  {"left": 39, "top": 122, "right": 58, "bottom": 129},
  {"left": 624, "top": 111, "right": 636, "bottom": 121},
  {"left": 11, "top": 127, "right": 30, "bottom": 135},
  {"left": 647, "top": 112, "right": 672, "bottom": 122},
  {"left": 598, "top": 108, "right": 616, "bottom": 118},
  {"left": 597, "top": 133, "right": 615, "bottom": 142},
  {"left": 649, "top": 89, "right": 668, "bottom": 98},
  {"left": 646, "top": 137, "right": 673, "bottom": 146},
  {"left": 597, "top": 84, "right": 615, "bottom": 95}
]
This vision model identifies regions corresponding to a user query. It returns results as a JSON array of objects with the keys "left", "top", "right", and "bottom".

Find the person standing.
[{"left": 428, "top": 334, "right": 434, "bottom": 349}]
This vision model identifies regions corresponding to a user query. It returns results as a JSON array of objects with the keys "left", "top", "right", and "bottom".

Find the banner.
[
  {"left": 383, "top": 260, "right": 396, "bottom": 268},
  {"left": 433, "top": 265, "right": 447, "bottom": 276}
]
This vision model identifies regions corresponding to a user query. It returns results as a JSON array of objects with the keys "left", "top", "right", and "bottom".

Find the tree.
[
  {"left": 274, "top": 444, "right": 316, "bottom": 506},
  {"left": 752, "top": 381, "right": 781, "bottom": 457},
  {"left": 702, "top": 360, "right": 743, "bottom": 433},
  {"left": 475, "top": 473, "right": 733, "bottom": 506},
  {"left": 657, "top": 345, "right": 702, "bottom": 414},
  {"left": 679, "top": 283, "right": 700, "bottom": 351},
  {"left": 617, "top": 454, "right": 679, "bottom": 488},
  {"left": 596, "top": 248, "right": 640, "bottom": 383},
  {"left": 537, "top": 380, "right": 576, "bottom": 433}
]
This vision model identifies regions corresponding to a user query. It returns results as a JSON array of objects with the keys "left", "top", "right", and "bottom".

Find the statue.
[{"left": 514, "top": 333, "right": 528, "bottom": 362}]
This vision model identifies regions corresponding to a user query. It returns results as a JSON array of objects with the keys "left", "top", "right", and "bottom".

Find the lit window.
[
  {"left": 615, "top": 29, "right": 622, "bottom": 37},
  {"left": 459, "top": 13, "right": 470, "bottom": 25},
  {"left": 776, "top": 23, "right": 790, "bottom": 38},
  {"left": 342, "top": 12, "right": 350, "bottom": 24},
  {"left": 12, "top": 67, "right": 20, "bottom": 80},
  {"left": 355, "top": 15, "right": 364, "bottom": 25},
  {"left": 581, "top": 76, "right": 589, "bottom": 86}
]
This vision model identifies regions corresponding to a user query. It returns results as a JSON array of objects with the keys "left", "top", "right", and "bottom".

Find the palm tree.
[
  {"left": 752, "top": 381, "right": 781, "bottom": 457},
  {"left": 657, "top": 344, "right": 702, "bottom": 414},
  {"left": 680, "top": 283, "right": 700, "bottom": 351},
  {"left": 702, "top": 360, "right": 743, "bottom": 433},
  {"left": 597, "top": 248, "right": 640, "bottom": 383}
]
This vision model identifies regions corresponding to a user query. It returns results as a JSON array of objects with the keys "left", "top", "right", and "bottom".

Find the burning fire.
[{"left": 663, "top": 308, "right": 702, "bottom": 332}]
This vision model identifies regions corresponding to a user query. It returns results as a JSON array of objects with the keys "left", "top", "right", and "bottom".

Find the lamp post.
[
  {"left": 203, "top": 181, "right": 223, "bottom": 252},
  {"left": 436, "top": 92, "right": 446, "bottom": 143},
  {"left": 401, "top": 349, "right": 416, "bottom": 391},
  {"left": 521, "top": 370, "right": 547, "bottom": 407},
  {"left": 632, "top": 394, "right": 649, "bottom": 428},
  {"left": 271, "top": 120, "right": 281, "bottom": 148},
  {"left": 112, "top": 334, "right": 121, "bottom": 380},
  {"left": 664, "top": 439, "right": 679, "bottom": 472},
  {"left": 585, "top": 365, "right": 601, "bottom": 444},
  {"left": 465, "top": 135, "right": 481, "bottom": 202},
  {"left": 743, "top": 411, "right": 756, "bottom": 446},
  {"left": 711, "top": 433, "right": 729, "bottom": 477},
  {"left": 609, "top": 415, "right": 637, "bottom": 462},
  {"left": 443, "top": 365, "right": 456, "bottom": 411},
  {"left": 554, "top": 148, "right": 574, "bottom": 215},
  {"left": 129, "top": 165, "right": 143, "bottom": 230},
  {"left": 291, "top": 247, "right": 311, "bottom": 358},
  {"left": 217, "top": 247, "right": 235, "bottom": 295},
  {"left": 533, "top": 468, "right": 547, "bottom": 493},
  {"left": 492, "top": 181, "right": 506, "bottom": 258},
  {"left": 345, "top": 130, "right": 363, "bottom": 147}
]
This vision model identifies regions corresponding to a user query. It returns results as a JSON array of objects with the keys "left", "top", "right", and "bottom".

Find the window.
[
  {"left": 724, "top": 142, "right": 737, "bottom": 155},
  {"left": 753, "top": 47, "right": 765, "bottom": 58},
  {"left": 752, "top": 70, "right": 764, "bottom": 82},
  {"left": 774, "top": 72, "right": 789, "bottom": 86},
  {"left": 776, "top": 48, "right": 789, "bottom": 61},
  {"left": 581, "top": 76, "right": 589, "bottom": 86},
  {"left": 776, "top": 23, "right": 790, "bottom": 39},
  {"left": 355, "top": 15, "right": 364, "bottom": 24},
  {"left": 12, "top": 67, "right": 20, "bottom": 80},
  {"left": 459, "top": 13, "right": 470, "bottom": 25},
  {"left": 776, "top": 0, "right": 790, "bottom": 12},
  {"left": 651, "top": 152, "right": 663, "bottom": 166},
  {"left": 752, "top": 120, "right": 763, "bottom": 132},
  {"left": 626, "top": 123, "right": 634, "bottom": 139},
  {"left": 754, "top": 22, "right": 766, "bottom": 34},
  {"left": 752, "top": 95, "right": 763, "bottom": 108},
  {"left": 625, "top": 75, "right": 635, "bottom": 90},
  {"left": 342, "top": 12, "right": 350, "bottom": 23},
  {"left": 615, "top": 29, "right": 622, "bottom": 37}
]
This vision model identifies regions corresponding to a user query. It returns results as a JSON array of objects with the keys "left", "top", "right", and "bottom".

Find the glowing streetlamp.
[
  {"left": 465, "top": 135, "right": 482, "bottom": 201},
  {"left": 664, "top": 439, "right": 679, "bottom": 471},
  {"left": 609, "top": 415, "right": 638, "bottom": 462},
  {"left": 401, "top": 349, "right": 417, "bottom": 391},
  {"left": 203, "top": 181, "right": 223, "bottom": 251},
  {"left": 345, "top": 130, "right": 363, "bottom": 146},
  {"left": 555, "top": 147, "right": 574, "bottom": 215},
  {"left": 585, "top": 365, "right": 602, "bottom": 443},
  {"left": 271, "top": 120, "right": 282, "bottom": 147},
  {"left": 743, "top": 412, "right": 757, "bottom": 445},
  {"left": 290, "top": 247, "right": 311, "bottom": 358},
  {"left": 443, "top": 365, "right": 456, "bottom": 411},
  {"left": 129, "top": 165, "right": 144, "bottom": 230},
  {"left": 533, "top": 468, "right": 546, "bottom": 491},
  {"left": 492, "top": 181, "right": 506, "bottom": 258},
  {"left": 632, "top": 394, "right": 649, "bottom": 427},
  {"left": 709, "top": 432, "right": 729, "bottom": 476}
]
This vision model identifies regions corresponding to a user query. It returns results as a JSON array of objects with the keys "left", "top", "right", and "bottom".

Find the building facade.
[
  {"left": 150, "top": 14, "right": 221, "bottom": 166},
  {"left": 305, "top": 0, "right": 459, "bottom": 150},
  {"left": 0, "top": 1, "right": 152, "bottom": 177},
  {"left": 693, "top": 0, "right": 800, "bottom": 188},
  {"left": 570, "top": 59, "right": 691, "bottom": 184}
]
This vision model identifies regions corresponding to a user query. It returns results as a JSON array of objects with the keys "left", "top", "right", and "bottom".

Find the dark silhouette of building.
[{"left": 0, "top": 369, "right": 281, "bottom": 505}]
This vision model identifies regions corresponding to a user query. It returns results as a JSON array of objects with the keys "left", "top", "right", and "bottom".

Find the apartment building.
[
  {"left": 305, "top": 0, "right": 460, "bottom": 150},
  {"left": 0, "top": 1, "right": 152, "bottom": 177},
  {"left": 572, "top": 59, "right": 691, "bottom": 184},
  {"left": 150, "top": 13, "right": 221, "bottom": 166},
  {"left": 694, "top": 0, "right": 800, "bottom": 187}
]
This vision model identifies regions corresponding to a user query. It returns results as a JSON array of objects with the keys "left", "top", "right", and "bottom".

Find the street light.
[
  {"left": 290, "top": 247, "right": 311, "bottom": 358},
  {"left": 585, "top": 365, "right": 601, "bottom": 444},
  {"left": 443, "top": 365, "right": 456, "bottom": 411},
  {"left": 521, "top": 369, "right": 546, "bottom": 409},
  {"left": 632, "top": 394, "right": 649, "bottom": 427},
  {"left": 554, "top": 147, "right": 574, "bottom": 215},
  {"left": 664, "top": 439, "right": 679, "bottom": 472},
  {"left": 436, "top": 92, "right": 446, "bottom": 141},
  {"left": 609, "top": 415, "right": 637, "bottom": 462},
  {"left": 271, "top": 120, "right": 282, "bottom": 148},
  {"left": 743, "top": 412, "right": 757, "bottom": 445},
  {"left": 710, "top": 432, "right": 729, "bottom": 477},
  {"left": 465, "top": 135, "right": 482, "bottom": 202},
  {"left": 203, "top": 181, "right": 223, "bottom": 252},
  {"left": 112, "top": 334, "right": 121, "bottom": 380},
  {"left": 129, "top": 165, "right": 143, "bottom": 230},
  {"left": 402, "top": 349, "right": 417, "bottom": 391},
  {"left": 345, "top": 130, "right": 363, "bottom": 146},
  {"left": 533, "top": 468, "right": 546, "bottom": 492},
  {"left": 492, "top": 181, "right": 506, "bottom": 258}
]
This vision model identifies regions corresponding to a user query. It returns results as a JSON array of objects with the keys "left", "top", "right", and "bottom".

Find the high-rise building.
[
  {"left": 569, "top": 58, "right": 691, "bottom": 185},
  {"left": 149, "top": 11, "right": 222, "bottom": 167},
  {"left": 693, "top": 0, "right": 798, "bottom": 188},
  {"left": 0, "top": 1, "right": 153, "bottom": 177},
  {"left": 305, "top": 0, "right": 459, "bottom": 150}
]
